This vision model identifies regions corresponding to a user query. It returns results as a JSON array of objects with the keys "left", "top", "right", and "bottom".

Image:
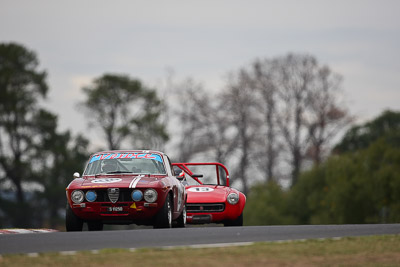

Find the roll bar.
[{"left": 172, "top": 162, "right": 230, "bottom": 187}]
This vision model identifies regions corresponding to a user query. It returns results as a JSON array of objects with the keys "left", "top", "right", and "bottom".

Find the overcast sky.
[{"left": 1, "top": 1, "right": 400, "bottom": 146}]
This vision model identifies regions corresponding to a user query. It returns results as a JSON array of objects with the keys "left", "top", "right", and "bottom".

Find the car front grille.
[
  {"left": 187, "top": 203, "right": 225, "bottom": 213},
  {"left": 108, "top": 188, "right": 119, "bottom": 203},
  {"left": 88, "top": 189, "right": 132, "bottom": 203}
]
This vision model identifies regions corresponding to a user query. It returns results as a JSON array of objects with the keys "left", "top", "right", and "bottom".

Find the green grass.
[{"left": 1, "top": 235, "right": 400, "bottom": 267}]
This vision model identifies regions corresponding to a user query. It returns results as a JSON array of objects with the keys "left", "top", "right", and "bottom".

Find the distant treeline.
[{"left": 1, "top": 42, "right": 398, "bottom": 228}]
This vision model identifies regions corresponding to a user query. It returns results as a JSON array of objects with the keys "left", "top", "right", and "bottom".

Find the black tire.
[
  {"left": 87, "top": 221, "right": 103, "bottom": 231},
  {"left": 154, "top": 195, "right": 172, "bottom": 229},
  {"left": 66, "top": 204, "right": 83, "bottom": 232},
  {"left": 224, "top": 213, "right": 243, "bottom": 227},
  {"left": 173, "top": 204, "right": 186, "bottom": 228}
]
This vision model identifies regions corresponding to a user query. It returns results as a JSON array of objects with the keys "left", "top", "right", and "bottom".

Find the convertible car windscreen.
[
  {"left": 84, "top": 153, "right": 166, "bottom": 175},
  {"left": 183, "top": 165, "right": 228, "bottom": 186}
]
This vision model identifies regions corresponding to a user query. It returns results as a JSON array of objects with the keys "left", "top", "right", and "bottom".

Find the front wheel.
[
  {"left": 66, "top": 204, "right": 83, "bottom": 232},
  {"left": 154, "top": 196, "right": 172, "bottom": 229}
]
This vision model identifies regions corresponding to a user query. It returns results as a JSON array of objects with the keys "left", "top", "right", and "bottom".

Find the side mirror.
[{"left": 73, "top": 172, "right": 80, "bottom": 179}]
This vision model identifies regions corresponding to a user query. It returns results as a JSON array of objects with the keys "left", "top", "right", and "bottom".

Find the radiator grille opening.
[{"left": 187, "top": 203, "right": 225, "bottom": 213}]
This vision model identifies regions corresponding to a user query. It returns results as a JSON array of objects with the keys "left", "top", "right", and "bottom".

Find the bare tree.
[
  {"left": 274, "top": 54, "right": 317, "bottom": 186},
  {"left": 172, "top": 77, "right": 237, "bottom": 164},
  {"left": 171, "top": 53, "right": 351, "bottom": 190},
  {"left": 305, "top": 66, "right": 352, "bottom": 165},
  {"left": 172, "top": 79, "right": 209, "bottom": 162},
  {"left": 207, "top": 97, "right": 239, "bottom": 164},
  {"left": 221, "top": 69, "right": 262, "bottom": 195},
  {"left": 248, "top": 58, "right": 280, "bottom": 182},
  {"left": 269, "top": 53, "right": 351, "bottom": 185}
]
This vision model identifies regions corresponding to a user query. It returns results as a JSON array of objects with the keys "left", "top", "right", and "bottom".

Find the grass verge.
[{"left": 1, "top": 235, "right": 399, "bottom": 267}]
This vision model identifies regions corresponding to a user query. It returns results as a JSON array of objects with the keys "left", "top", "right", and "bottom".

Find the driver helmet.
[{"left": 101, "top": 159, "right": 117, "bottom": 173}]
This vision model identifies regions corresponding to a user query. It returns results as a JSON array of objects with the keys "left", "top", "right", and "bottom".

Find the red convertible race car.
[
  {"left": 173, "top": 162, "right": 246, "bottom": 226},
  {"left": 66, "top": 150, "right": 186, "bottom": 231}
]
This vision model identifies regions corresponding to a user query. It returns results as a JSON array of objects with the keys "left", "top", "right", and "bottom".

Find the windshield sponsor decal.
[
  {"left": 91, "top": 178, "right": 122, "bottom": 184},
  {"left": 90, "top": 153, "right": 163, "bottom": 163},
  {"left": 188, "top": 187, "right": 214, "bottom": 192}
]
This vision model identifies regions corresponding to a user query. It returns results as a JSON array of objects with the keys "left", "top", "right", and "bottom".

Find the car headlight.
[
  {"left": 144, "top": 189, "right": 158, "bottom": 203},
  {"left": 227, "top": 193, "right": 239, "bottom": 205},
  {"left": 85, "top": 191, "right": 97, "bottom": 202},
  {"left": 71, "top": 190, "right": 84, "bottom": 204},
  {"left": 132, "top": 190, "right": 143, "bottom": 202}
]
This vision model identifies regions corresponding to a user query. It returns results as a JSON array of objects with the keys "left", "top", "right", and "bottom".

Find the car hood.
[
  {"left": 186, "top": 185, "right": 231, "bottom": 203},
  {"left": 79, "top": 174, "right": 163, "bottom": 189}
]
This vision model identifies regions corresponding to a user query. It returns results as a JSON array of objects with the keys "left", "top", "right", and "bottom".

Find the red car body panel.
[
  {"left": 173, "top": 162, "right": 246, "bottom": 225},
  {"left": 66, "top": 150, "right": 186, "bottom": 227}
]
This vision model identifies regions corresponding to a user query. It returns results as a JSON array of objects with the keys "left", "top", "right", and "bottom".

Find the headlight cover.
[
  {"left": 132, "top": 190, "right": 143, "bottom": 202},
  {"left": 144, "top": 189, "right": 158, "bottom": 203},
  {"left": 85, "top": 191, "right": 97, "bottom": 202},
  {"left": 71, "top": 190, "right": 84, "bottom": 204},
  {"left": 227, "top": 192, "right": 239, "bottom": 205}
]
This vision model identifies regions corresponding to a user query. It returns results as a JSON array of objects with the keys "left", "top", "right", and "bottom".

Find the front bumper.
[
  {"left": 70, "top": 201, "right": 159, "bottom": 223},
  {"left": 186, "top": 202, "right": 242, "bottom": 224}
]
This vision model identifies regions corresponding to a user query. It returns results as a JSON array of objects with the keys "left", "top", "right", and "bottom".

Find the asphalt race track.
[{"left": 1, "top": 224, "right": 399, "bottom": 255}]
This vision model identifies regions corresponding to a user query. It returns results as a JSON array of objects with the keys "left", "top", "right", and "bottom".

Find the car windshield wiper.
[{"left": 105, "top": 171, "right": 133, "bottom": 174}]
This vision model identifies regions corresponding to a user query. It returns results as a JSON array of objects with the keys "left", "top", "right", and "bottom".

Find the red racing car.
[
  {"left": 173, "top": 162, "right": 246, "bottom": 226},
  {"left": 66, "top": 150, "right": 186, "bottom": 231}
]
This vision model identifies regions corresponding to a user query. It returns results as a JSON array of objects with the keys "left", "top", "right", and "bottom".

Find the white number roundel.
[
  {"left": 91, "top": 178, "right": 122, "bottom": 183},
  {"left": 188, "top": 187, "right": 214, "bottom": 192}
]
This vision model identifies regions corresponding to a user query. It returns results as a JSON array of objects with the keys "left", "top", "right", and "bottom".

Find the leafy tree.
[
  {"left": 244, "top": 181, "right": 295, "bottom": 225},
  {"left": 0, "top": 42, "right": 48, "bottom": 227},
  {"left": 80, "top": 74, "right": 168, "bottom": 150},
  {"left": 289, "top": 110, "right": 400, "bottom": 224},
  {"left": 32, "top": 109, "right": 89, "bottom": 228},
  {"left": 245, "top": 110, "right": 400, "bottom": 225},
  {"left": 0, "top": 42, "right": 88, "bottom": 228},
  {"left": 334, "top": 110, "right": 400, "bottom": 153}
]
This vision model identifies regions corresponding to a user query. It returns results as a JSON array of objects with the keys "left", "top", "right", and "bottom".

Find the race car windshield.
[
  {"left": 183, "top": 165, "right": 227, "bottom": 186},
  {"left": 84, "top": 153, "right": 166, "bottom": 175}
]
